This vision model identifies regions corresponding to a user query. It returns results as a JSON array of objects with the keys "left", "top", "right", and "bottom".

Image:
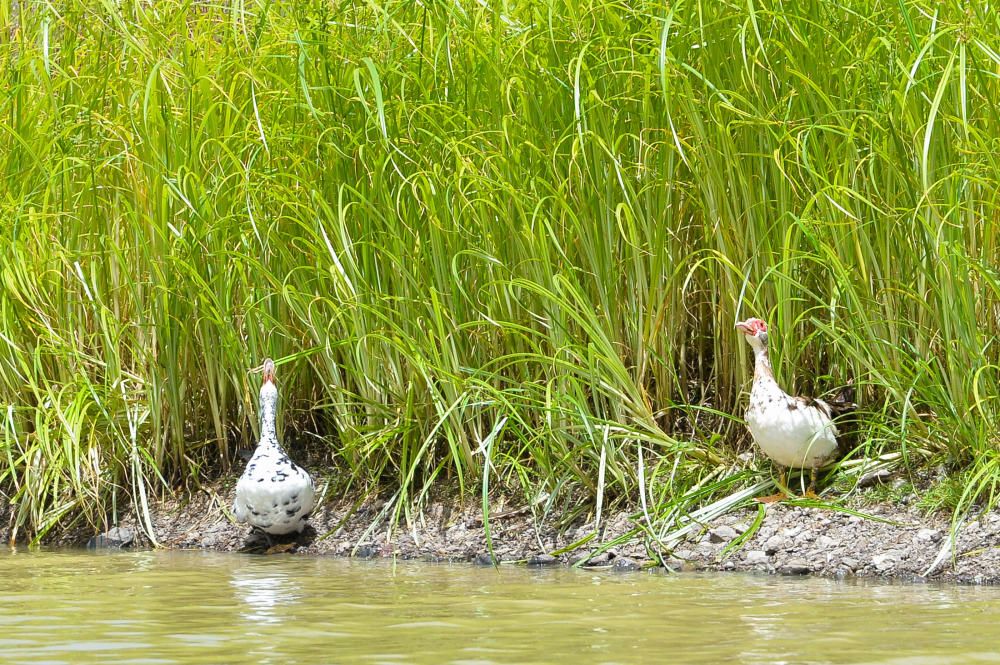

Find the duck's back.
[{"left": 234, "top": 446, "right": 315, "bottom": 535}]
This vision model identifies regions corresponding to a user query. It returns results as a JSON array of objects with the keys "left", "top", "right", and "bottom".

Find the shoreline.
[{"left": 24, "top": 474, "right": 1000, "bottom": 586}]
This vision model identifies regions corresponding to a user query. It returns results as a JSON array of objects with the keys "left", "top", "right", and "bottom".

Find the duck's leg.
[
  {"left": 756, "top": 467, "right": 788, "bottom": 503},
  {"left": 803, "top": 468, "right": 821, "bottom": 499}
]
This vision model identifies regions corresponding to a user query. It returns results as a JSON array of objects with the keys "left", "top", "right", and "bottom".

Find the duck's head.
[
  {"left": 735, "top": 318, "right": 769, "bottom": 352},
  {"left": 260, "top": 358, "right": 278, "bottom": 404}
]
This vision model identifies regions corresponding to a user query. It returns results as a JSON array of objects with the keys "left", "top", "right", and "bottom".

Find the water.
[{"left": 2, "top": 550, "right": 1000, "bottom": 664}]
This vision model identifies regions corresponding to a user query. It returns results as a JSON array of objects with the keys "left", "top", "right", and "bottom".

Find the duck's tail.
[
  {"left": 826, "top": 379, "right": 856, "bottom": 418},
  {"left": 826, "top": 379, "right": 858, "bottom": 456}
]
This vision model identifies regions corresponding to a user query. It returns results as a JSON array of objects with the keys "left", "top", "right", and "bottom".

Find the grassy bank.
[{"left": 1, "top": 0, "right": 999, "bottom": 542}]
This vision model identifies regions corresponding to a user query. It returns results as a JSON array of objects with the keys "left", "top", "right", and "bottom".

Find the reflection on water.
[
  {"left": 2, "top": 549, "right": 1000, "bottom": 664},
  {"left": 230, "top": 566, "right": 302, "bottom": 626}
]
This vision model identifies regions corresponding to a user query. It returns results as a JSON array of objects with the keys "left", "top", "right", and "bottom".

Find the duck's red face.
[
  {"left": 735, "top": 318, "right": 767, "bottom": 337},
  {"left": 262, "top": 358, "right": 276, "bottom": 384}
]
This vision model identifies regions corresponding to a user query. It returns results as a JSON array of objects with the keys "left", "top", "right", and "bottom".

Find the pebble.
[
  {"left": 419, "top": 554, "right": 447, "bottom": 563},
  {"left": 708, "top": 525, "right": 740, "bottom": 543},
  {"left": 663, "top": 557, "right": 686, "bottom": 571},
  {"left": 528, "top": 553, "right": 558, "bottom": 566},
  {"left": 872, "top": 553, "right": 898, "bottom": 572},
  {"left": 841, "top": 557, "right": 858, "bottom": 571},
  {"left": 87, "top": 527, "right": 135, "bottom": 550},
  {"left": 585, "top": 552, "right": 612, "bottom": 566},
  {"left": 472, "top": 553, "right": 496, "bottom": 566},
  {"left": 858, "top": 469, "right": 892, "bottom": 488},
  {"left": 916, "top": 528, "right": 942, "bottom": 543},
  {"left": 745, "top": 550, "right": 769, "bottom": 565},
  {"left": 817, "top": 535, "right": 836, "bottom": 548},
  {"left": 764, "top": 535, "right": 786, "bottom": 554},
  {"left": 778, "top": 560, "right": 812, "bottom": 576},
  {"left": 612, "top": 557, "right": 642, "bottom": 572}
]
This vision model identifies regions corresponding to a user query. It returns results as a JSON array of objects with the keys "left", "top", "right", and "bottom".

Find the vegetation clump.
[{"left": 1, "top": 0, "right": 997, "bottom": 542}]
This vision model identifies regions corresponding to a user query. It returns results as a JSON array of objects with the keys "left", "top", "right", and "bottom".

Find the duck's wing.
[
  {"left": 232, "top": 473, "right": 252, "bottom": 523},
  {"left": 232, "top": 451, "right": 269, "bottom": 523},
  {"left": 791, "top": 384, "right": 858, "bottom": 456},
  {"left": 297, "top": 469, "right": 316, "bottom": 515},
  {"left": 280, "top": 463, "right": 315, "bottom": 512},
  {"left": 790, "top": 395, "right": 835, "bottom": 420}
]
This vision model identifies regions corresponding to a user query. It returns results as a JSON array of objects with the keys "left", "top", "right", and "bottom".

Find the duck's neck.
[
  {"left": 259, "top": 392, "right": 280, "bottom": 449},
  {"left": 753, "top": 345, "right": 775, "bottom": 382}
]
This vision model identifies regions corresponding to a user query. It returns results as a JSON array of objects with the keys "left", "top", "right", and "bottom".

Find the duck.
[
  {"left": 735, "top": 318, "right": 853, "bottom": 502},
  {"left": 233, "top": 358, "right": 316, "bottom": 536}
]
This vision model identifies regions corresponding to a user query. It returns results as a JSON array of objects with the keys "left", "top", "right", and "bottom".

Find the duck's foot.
[
  {"left": 755, "top": 492, "right": 788, "bottom": 504},
  {"left": 239, "top": 530, "right": 274, "bottom": 553},
  {"left": 757, "top": 467, "right": 789, "bottom": 503},
  {"left": 802, "top": 469, "right": 822, "bottom": 500}
]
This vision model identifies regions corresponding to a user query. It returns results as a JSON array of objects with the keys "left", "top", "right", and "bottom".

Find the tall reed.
[{"left": 1, "top": 0, "right": 998, "bottom": 540}]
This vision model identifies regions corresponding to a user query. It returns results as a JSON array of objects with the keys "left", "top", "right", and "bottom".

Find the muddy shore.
[{"left": 13, "top": 474, "right": 1000, "bottom": 584}]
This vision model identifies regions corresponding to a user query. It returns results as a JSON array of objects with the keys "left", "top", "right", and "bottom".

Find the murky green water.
[{"left": 2, "top": 550, "right": 1000, "bottom": 664}]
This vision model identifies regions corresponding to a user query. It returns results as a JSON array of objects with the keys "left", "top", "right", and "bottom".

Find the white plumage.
[
  {"left": 736, "top": 318, "right": 844, "bottom": 499},
  {"left": 233, "top": 359, "right": 316, "bottom": 535},
  {"left": 745, "top": 368, "right": 839, "bottom": 469}
]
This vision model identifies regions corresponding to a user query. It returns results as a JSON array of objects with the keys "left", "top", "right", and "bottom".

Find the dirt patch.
[{"left": 13, "top": 472, "right": 1000, "bottom": 584}]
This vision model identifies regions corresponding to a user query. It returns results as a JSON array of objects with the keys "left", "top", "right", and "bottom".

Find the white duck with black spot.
[{"left": 233, "top": 359, "right": 316, "bottom": 535}]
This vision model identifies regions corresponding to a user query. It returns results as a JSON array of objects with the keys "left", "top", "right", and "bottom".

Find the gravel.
[{"left": 20, "top": 476, "right": 1000, "bottom": 585}]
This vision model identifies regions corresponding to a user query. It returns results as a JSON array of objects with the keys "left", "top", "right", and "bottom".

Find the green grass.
[{"left": 1, "top": 0, "right": 999, "bottom": 543}]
